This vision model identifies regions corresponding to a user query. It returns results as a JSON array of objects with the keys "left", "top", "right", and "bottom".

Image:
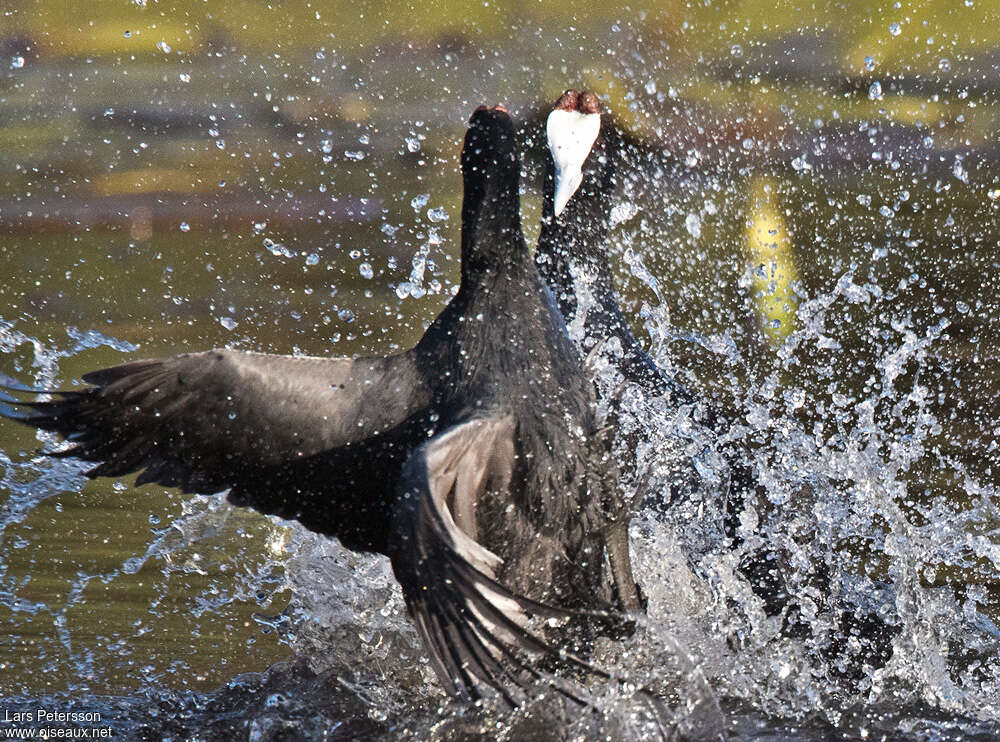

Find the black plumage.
[
  {"left": 534, "top": 90, "right": 901, "bottom": 674},
  {"left": 537, "top": 90, "right": 695, "bottom": 408},
  {"left": 535, "top": 89, "right": 785, "bottom": 611},
  {"left": 0, "top": 106, "right": 639, "bottom": 702}
]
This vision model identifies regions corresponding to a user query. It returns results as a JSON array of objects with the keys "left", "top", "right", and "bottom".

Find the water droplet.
[
  {"left": 730, "top": 44, "right": 743, "bottom": 58},
  {"left": 868, "top": 81, "right": 883, "bottom": 101},
  {"left": 610, "top": 202, "right": 640, "bottom": 227},
  {"left": 953, "top": 157, "right": 968, "bottom": 184},
  {"left": 337, "top": 308, "right": 355, "bottom": 323},
  {"left": 864, "top": 56, "right": 876, "bottom": 72},
  {"left": 156, "top": 40, "right": 171, "bottom": 54},
  {"left": 179, "top": 222, "right": 190, "bottom": 232},
  {"left": 219, "top": 317, "right": 237, "bottom": 330},
  {"left": 178, "top": 72, "right": 190, "bottom": 83},
  {"left": 405, "top": 137, "right": 421, "bottom": 153},
  {"left": 320, "top": 139, "right": 333, "bottom": 154},
  {"left": 888, "top": 22, "right": 901, "bottom": 36},
  {"left": 344, "top": 150, "right": 365, "bottom": 161},
  {"left": 785, "top": 388, "right": 805, "bottom": 410},
  {"left": 741, "top": 138, "right": 755, "bottom": 151},
  {"left": 644, "top": 80, "right": 657, "bottom": 95},
  {"left": 426, "top": 206, "right": 449, "bottom": 223},
  {"left": 264, "top": 238, "right": 295, "bottom": 258},
  {"left": 410, "top": 193, "right": 429, "bottom": 211},
  {"left": 956, "top": 301, "right": 970, "bottom": 314},
  {"left": 359, "top": 262, "right": 373, "bottom": 279},
  {"left": 938, "top": 58, "right": 951, "bottom": 72},
  {"left": 305, "top": 253, "right": 319, "bottom": 266},
  {"left": 10, "top": 56, "right": 25, "bottom": 69},
  {"left": 685, "top": 213, "right": 702, "bottom": 239}
]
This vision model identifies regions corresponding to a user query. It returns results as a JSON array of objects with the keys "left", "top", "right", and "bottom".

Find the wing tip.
[{"left": 80, "top": 358, "right": 161, "bottom": 387}]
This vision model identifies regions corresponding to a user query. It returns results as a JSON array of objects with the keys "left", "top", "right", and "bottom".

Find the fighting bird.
[
  {"left": 535, "top": 90, "right": 789, "bottom": 614},
  {"left": 0, "top": 106, "right": 641, "bottom": 703},
  {"left": 535, "top": 93, "right": 903, "bottom": 678}
]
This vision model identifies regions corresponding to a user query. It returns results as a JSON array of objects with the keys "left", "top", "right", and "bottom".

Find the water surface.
[{"left": 2, "top": 3, "right": 1000, "bottom": 739}]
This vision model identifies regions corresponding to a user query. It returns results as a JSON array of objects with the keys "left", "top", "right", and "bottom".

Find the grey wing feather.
[
  {"left": 0, "top": 349, "right": 429, "bottom": 495},
  {"left": 389, "top": 416, "right": 603, "bottom": 703}
]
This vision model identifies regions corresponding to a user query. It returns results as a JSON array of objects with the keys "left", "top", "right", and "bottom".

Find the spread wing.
[
  {"left": 0, "top": 349, "right": 432, "bottom": 547},
  {"left": 389, "top": 416, "right": 603, "bottom": 704}
]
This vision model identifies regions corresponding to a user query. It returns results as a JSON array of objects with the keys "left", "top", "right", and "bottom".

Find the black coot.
[
  {"left": 538, "top": 89, "right": 696, "bottom": 408},
  {"left": 535, "top": 89, "right": 788, "bottom": 613},
  {"left": 535, "top": 90, "right": 899, "bottom": 674},
  {"left": 0, "top": 106, "right": 639, "bottom": 702}
]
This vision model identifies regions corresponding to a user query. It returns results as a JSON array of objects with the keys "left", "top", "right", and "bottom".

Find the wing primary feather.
[
  {"left": 0, "top": 373, "right": 68, "bottom": 395},
  {"left": 411, "top": 609, "right": 459, "bottom": 697},
  {"left": 393, "top": 416, "right": 621, "bottom": 704},
  {"left": 426, "top": 608, "right": 478, "bottom": 701},
  {"left": 0, "top": 399, "right": 36, "bottom": 423},
  {"left": 81, "top": 359, "right": 166, "bottom": 387},
  {"left": 440, "top": 599, "right": 527, "bottom": 705}
]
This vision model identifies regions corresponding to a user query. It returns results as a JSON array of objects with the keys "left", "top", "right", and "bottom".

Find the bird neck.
[
  {"left": 459, "top": 174, "right": 530, "bottom": 287},
  {"left": 536, "top": 205, "right": 616, "bottom": 320},
  {"left": 538, "top": 209, "right": 609, "bottom": 267}
]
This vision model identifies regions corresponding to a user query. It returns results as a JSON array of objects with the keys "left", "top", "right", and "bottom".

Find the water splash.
[{"left": 605, "top": 166, "right": 1000, "bottom": 731}]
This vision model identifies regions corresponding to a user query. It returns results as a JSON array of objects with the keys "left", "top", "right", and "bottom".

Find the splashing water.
[
  {"left": 3, "top": 47, "right": 1000, "bottom": 740},
  {"left": 3, "top": 257, "right": 1000, "bottom": 739},
  {"left": 596, "top": 154, "right": 1000, "bottom": 736},
  {"left": 4, "top": 182, "right": 1000, "bottom": 738}
]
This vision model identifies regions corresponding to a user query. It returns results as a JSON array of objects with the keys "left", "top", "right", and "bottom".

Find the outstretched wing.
[
  {"left": 389, "top": 416, "right": 602, "bottom": 704},
  {"left": 0, "top": 347, "right": 429, "bottom": 491}
]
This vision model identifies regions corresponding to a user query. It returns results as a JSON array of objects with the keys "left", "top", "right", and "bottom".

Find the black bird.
[
  {"left": 0, "top": 106, "right": 640, "bottom": 702},
  {"left": 535, "top": 90, "right": 788, "bottom": 614},
  {"left": 535, "top": 91, "right": 900, "bottom": 677},
  {"left": 537, "top": 90, "right": 696, "bottom": 409}
]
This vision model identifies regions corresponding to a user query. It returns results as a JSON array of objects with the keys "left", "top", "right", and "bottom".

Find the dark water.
[{"left": 3, "top": 5, "right": 1000, "bottom": 740}]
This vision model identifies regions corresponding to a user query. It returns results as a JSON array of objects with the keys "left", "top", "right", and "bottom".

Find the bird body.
[
  {"left": 409, "top": 163, "right": 609, "bottom": 609},
  {"left": 538, "top": 91, "right": 696, "bottom": 408},
  {"left": 0, "top": 106, "right": 638, "bottom": 702},
  {"left": 534, "top": 90, "right": 806, "bottom": 624}
]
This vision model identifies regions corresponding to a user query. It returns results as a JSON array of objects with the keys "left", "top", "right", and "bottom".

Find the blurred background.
[{"left": 1, "top": 0, "right": 1000, "bottom": 737}]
